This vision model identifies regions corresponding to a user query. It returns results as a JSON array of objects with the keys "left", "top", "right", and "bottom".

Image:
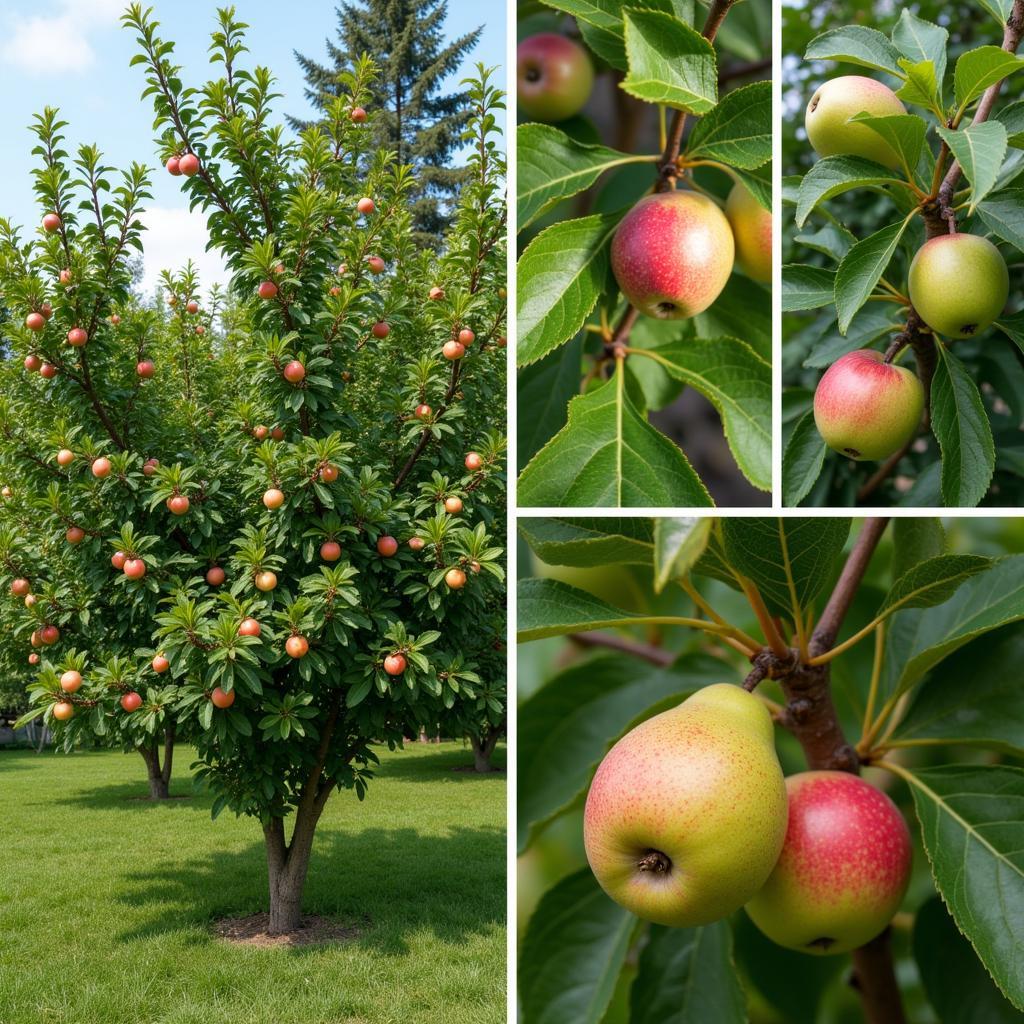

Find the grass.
[{"left": 0, "top": 741, "right": 505, "bottom": 1024}]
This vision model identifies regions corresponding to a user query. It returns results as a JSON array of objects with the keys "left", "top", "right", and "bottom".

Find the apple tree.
[
  {"left": 3, "top": 4, "right": 506, "bottom": 935},
  {"left": 517, "top": 516, "right": 1024, "bottom": 1023},
  {"left": 783, "top": 2, "right": 1024, "bottom": 507},
  {"left": 516, "top": 0, "right": 771, "bottom": 507}
]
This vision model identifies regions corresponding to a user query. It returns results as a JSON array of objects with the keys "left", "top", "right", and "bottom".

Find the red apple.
[
  {"left": 59, "top": 269, "right": 72, "bottom": 285},
  {"left": 415, "top": 404, "right": 432, "bottom": 420},
  {"left": 357, "top": 197, "right": 375, "bottom": 214},
  {"left": 40, "top": 625, "right": 60, "bottom": 645},
  {"left": 25, "top": 594, "right": 38, "bottom": 608},
  {"left": 319, "top": 464, "right": 339, "bottom": 483},
  {"left": 320, "top": 540, "right": 342, "bottom": 562},
  {"left": 26, "top": 312, "right": 46, "bottom": 332},
  {"left": 442, "top": 341, "right": 465, "bottom": 360},
  {"left": 372, "top": 321, "right": 390, "bottom": 338},
  {"left": 258, "top": 280, "right": 278, "bottom": 300},
  {"left": 458, "top": 328, "right": 475, "bottom": 346},
  {"left": 429, "top": 286, "right": 444, "bottom": 301},
  {"left": 178, "top": 153, "right": 200, "bottom": 176},
  {"left": 123, "top": 558, "right": 146, "bottom": 580},
  {"left": 120, "top": 691, "right": 143, "bottom": 712},
  {"left": 206, "top": 565, "right": 226, "bottom": 586},
  {"left": 42, "top": 212, "right": 62, "bottom": 233},
  {"left": 60, "top": 670, "right": 82, "bottom": 693},
  {"left": 66, "top": 327, "right": 88, "bottom": 347},
  {"left": 255, "top": 570, "right": 277, "bottom": 592},
  {"left": 143, "top": 458, "right": 159, "bottom": 477},
  {"left": 194, "top": 325, "right": 205, "bottom": 335},
  {"left": 350, "top": 107, "right": 367, "bottom": 123},
  {"left": 65, "top": 525, "right": 85, "bottom": 545},
  {"left": 517, "top": 33, "right": 595, "bottom": 122},
  {"left": 166, "top": 156, "right": 182, "bottom": 175},
  {"left": 92, "top": 457, "right": 112, "bottom": 478},
  {"left": 271, "top": 426, "right": 285, "bottom": 441},
  {"left": 57, "top": 449, "right": 74, "bottom": 467},
  {"left": 470, "top": 560, "right": 481, "bottom": 573},
  {"left": 238, "top": 617, "right": 261, "bottom": 637},
  {"left": 40, "top": 363, "right": 57, "bottom": 379},
  {"left": 444, "top": 496, "right": 463, "bottom": 514},
  {"left": 152, "top": 654, "right": 169, "bottom": 673},
  {"left": 211, "top": 686, "right": 235, "bottom": 708},
  {"left": 285, "top": 635, "right": 309, "bottom": 659},
  {"left": 497, "top": 335, "right": 507, "bottom": 348},
  {"left": 137, "top": 360, "right": 155, "bottom": 378},
  {"left": 262, "top": 488, "right": 285, "bottom": 509},
  {"left": 408, "top": 537, "right": 425, "bottom": 551},
  {"left": 366, "top": 256, "right": 385, "bottom": 274},
  {"left": 11, "top": 578, "right": 30, "bottom": 597},
  {"left": 24, "top": 353, "right": 41, "bottom": 371},
  {"left": 186, "top": 300, "right": 199, "bottom": 315},
  {"left": 111, "top": 550, "right": 127, "bottom": 570},
  {"left": 464, "top": 452, "right": 482, "bottom": 471},
  {"left": 30, "top": 629, "right": 41, "bottom": 647},
  {"left": 110, "top": 314, "right": 121, "bottom": 325},
  {"left": 28, "top": 653, "right": 39, "bottom": 665},
  {"left": 282, "top": 360, "right": 305, "bottom": 383},
  {"left": 52, "top": 701, "right": 74, "bottom": 721},
  {"left": 40, "top": 303, "right": 52, "bottom": 319},
  {"left": 445, "top": 568, "right": 467, "bottom": 589},
  {"left": 166, "top": 495, "right": 190, "bottom": 516},
  {"left": 336, "top": 263, "right": 347, "bottom": 275},
  {"left": 253, "top": 425, "right": 269, "bottom": 441},
  {"left": 383, "top": 653, "right": 406, "bottom": 675},
  {"left": 377, "top": 535, "right": 398, "bottom": 557}
]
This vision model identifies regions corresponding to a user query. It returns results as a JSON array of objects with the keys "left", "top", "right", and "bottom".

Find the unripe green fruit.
[
  {"left": 517, "top": 33, "right": 594, "bottom": 123},
  {"left": 725, "top": 183, "right": 771, "bottom": 283},
  {"left": 908, "top": 233, "right": 1008, "bottom": 339},
  {"left": 584, "top": 684, "right": 787, "bottom": 927},
  {"left": 746, "top": 772, "right": 912, "bottom": 955},
  {"left": 805, "top": 76, "right": 907, "bottom": 169},
  {"left": 611, "top": 191, "right": 734, "bottom": 319},
  {"left": 814, "top": 349, "right": 923, "bottom": 461}
]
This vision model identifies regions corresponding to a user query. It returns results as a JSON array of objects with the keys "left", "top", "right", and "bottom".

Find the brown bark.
[
  {"left": 137, "top": 737, "right": 170, "bottom": 800},
  {"left": 470, "top": 729, "right": 501, "bottom": 773}
]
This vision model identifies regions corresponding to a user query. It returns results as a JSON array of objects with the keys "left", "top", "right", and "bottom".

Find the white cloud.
[
  {"left": 1, "top": 0, "right": 124, "bottom": 75},
  {"left": 137, "top": 207, "right": 230, "bottom": 302}
]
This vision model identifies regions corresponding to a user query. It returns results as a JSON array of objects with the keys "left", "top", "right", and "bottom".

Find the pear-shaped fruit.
[
  {"left": 908, "top": 233, "right": 1008, "bottom": 339},
  {"left": 584, "top": 683, "right": 787, "bottom": 927},
  {"left": 746, "top": 771, "right": 912, "bottom": 955},
  {"left": 805, "top": 76, "right": 907, "bottom": 169},
  {"left": 725, "top": 183, "right": 771, "bottom": 283}
]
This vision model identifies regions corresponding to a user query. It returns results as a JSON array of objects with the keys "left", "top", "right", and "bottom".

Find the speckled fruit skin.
[
  {"left": 746, "top": 772, "right": 912, "bottom": 955},
  {"left": 806, "top": 76, "right": 906, "bottom": 169},
  {"left": 517, "top": 33, "right": 594, "bottom": 123},
  {"left": 725, "top": 183, "right": 771, "bottom": 283},
  {"left": 583, "top": 684, "right": 787, "bottom": 927},
  {"left": 814, "top": 349, "right": 923, "bottom": 461},
  {"left": 611, "top": 191, "right": 734, "bottom": 320},
  {"left": 908, "top": 233, "right": 1008, "bottom": 339}
]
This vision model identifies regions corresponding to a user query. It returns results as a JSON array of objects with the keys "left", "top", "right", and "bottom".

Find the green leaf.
[
  {"left": 518, "top": 125, "right": 652, "bottom": 231},
  {"left": 782, "top": 265, "right": 836, "bottom": 312},
  {"left": 891, "top": 518, "right": 945, "bottom": 579},
  {"left": 517, "top": 577, "right": 651, "bottom": 642},
  {"left": 729, "top": 164, "right": 771, "bottom": 210},
  {"left": 891, "top": 12, "right": 947, "bottom": 92},
  {"left": 892, "top": 624, "right": 1024, "bottom": 756},
  {"left": 795, "top": 156, "right": 905, "bottom": 229},
  {"left": 517, "top": 371, "right": 713, "bottom": 508},
  {"left": 804, "top": 26, "right": 905, "bottom": 77},
  {"left": 976, "top": 189, "right": 1024, "bottom": 252},
  {"left": 517, "top": 653, "right": 726, "bottom": 850},
  {"left": 914, "top": 896, "right": 1023, "bottom": 1024},
  {"left": 976, "top": 0, "right": 1015, "bottom": 24},
  {"left": 653, "top": 517, "right": 712, "bottom": 593},
  {"left": 630, "top": 922, "right": 747, "bottom": 1023},
  {"left": 694, "top": 275, "right": 771, "bottom": 360},
  {"left": 638, "top": 338, "right": 771, "bottom": 490},
  {"left": 720, "top": 518, "right": 851, "bottom": 620},
  {"left": 517, "top": 335, "right": 584, "bottom": 471},
  {"left": 954, "top": 46, "right": 1024, "bottom": 112},
  {"left": 685, "top": 80, "right": 771, "bottom": 169},
  {"left": 519, "top": 869, "right": 634, "bottom": 1024},
  {"left": 995, "top": 99, "right": 1024, "bottom": 148},
  {"left": 517, "top": 517, "right": 655, "bottom": 568},
  {"left": 996, "top": 310, "right": 1024, "bottom": 358},
  {"left": 794, "top": 223, "right": 856, "bottom": 262},
  {"left": 931, "top": 344, "right": 996, "bottom": 507},
  {"left": 935, "top": 122, "right": 1008, "bottom": 212},
  {"left": 881, "top": 554, "right": 1024, "bottom": 699},
  {"left": 849, "top": 113, "right": 927, "bottom": 175},
  {"left": 517, "top": 212, "right": 620, "bottom": 367},
  {"left": 620, "top": 10, "right": 718, "bottom": 114},
  {"left": 835, "top": 216, "right": 913, "bottom": 335},
  {"left": 899, "top": 764, "right": 1024, "bottom": 1010},
  {"left": 878, "top": 554, "right": 992, "bottom": 616},
  {"left": 896, "top": 58, "right": 941, "bottom": 110},
  {"left": 782, "top": 410, "right": 827, "bottom": 507}
]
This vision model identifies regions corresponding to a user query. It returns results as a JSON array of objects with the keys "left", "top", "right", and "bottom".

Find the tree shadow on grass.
[
  {"left": 47, "top": 778, "right": 211, "bottom": 812},
  {"left": 373, "top": 743, "right": 507, "bottom": 780},
  {"left": 112, "top": 823, "right": 505, "bottom": 956}
]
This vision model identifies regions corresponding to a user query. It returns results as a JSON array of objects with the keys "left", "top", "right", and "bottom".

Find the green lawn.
[{"left": 0, "top": 742, "right": 506, "bottom": 1024}]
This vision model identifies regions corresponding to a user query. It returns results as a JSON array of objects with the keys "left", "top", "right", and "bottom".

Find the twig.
[{"left": 569, "top": 632, "right": 674, "bottom": 667}]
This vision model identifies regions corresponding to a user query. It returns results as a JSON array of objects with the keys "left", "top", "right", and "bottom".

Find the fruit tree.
[
  {"left": 2, "top": 4, "right": 506, "bottom": 935},
  {"left": 517, "top": 516, "right": 1024, "bottom": 1023},
  {"left": 783, "top": 2, "right": 1024, "bottom": 507}
]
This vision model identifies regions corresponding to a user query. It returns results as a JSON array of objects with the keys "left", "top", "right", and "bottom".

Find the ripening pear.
[
  {"left": 584, "top": 684, "right": 787, "bottom": 927},
  {"left": 805, "top": 76, "right": 907, "bottom": 169},
  {"left": 908, "top": 233, "right": 1008, "bottom": 339},
  {"left": 746, "top": 772, "right": 912, "bottom": 955},
  {"left": 725, "top": 183, "right": 771, "bottom": 283}
]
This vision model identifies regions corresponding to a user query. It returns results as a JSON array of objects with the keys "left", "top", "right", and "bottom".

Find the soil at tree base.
[{"left": 213, "top": 912, "right": 363, "bottom": 947}]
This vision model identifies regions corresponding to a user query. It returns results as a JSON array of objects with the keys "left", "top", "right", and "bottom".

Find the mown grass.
[{"left": 0, "top": 741, "right": 505, "bottom": 1024}]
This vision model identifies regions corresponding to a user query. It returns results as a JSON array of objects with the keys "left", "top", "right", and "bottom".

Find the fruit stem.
[
  {"left": 737, "top": 577, "right": 790, "bottom": 659},
  {"left": 859, "top": 623, "right": 886, "bottom": 746},
  {"left": 681, "top": 578, "right": 761, "bottom": 652}
]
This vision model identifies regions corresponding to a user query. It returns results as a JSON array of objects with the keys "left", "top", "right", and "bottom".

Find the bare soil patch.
[{"left": 212, "top": 913, "right": 362, "bottom": 948}]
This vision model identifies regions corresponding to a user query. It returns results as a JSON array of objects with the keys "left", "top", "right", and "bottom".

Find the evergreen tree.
[{"left": 292, "top": 0, "right": 481, "bottom": 248}]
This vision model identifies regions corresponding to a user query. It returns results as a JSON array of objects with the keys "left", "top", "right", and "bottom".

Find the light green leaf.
[
  {"left": 685, "top": 80, "right": 771, "bottom": 168},
  {"left": 895, "top": 57, "right": 941, "bottom": 110},
  {"left": 935, "top": 121, "right": 1008, "bottom": 212},
  {"left": 995, "top": 99, "right": 1024, "bottom": 148},
  {"left": 849, "top": 113, "right": 927, "bottom": 175},
  {"left": 653, "top": 518, "right": 712, "bottom": 593},
  {"left": 804, "top": 26, "right": 905, "bottom": 77},
  {"left": 976, "top": 189, "right": 1024, "bottom": 251},
  {"left": 976, "top": 0, "right": 1015, "bottom": 24},
  {"left": 782, "top": 265, "right": 836, "bottom": 311},
  {"left": 517, "top": 518, "right": 655, "bottom": 569},
  {"left": 835, "top": 215, "right": 913, "bottom": 334},
  {"left": 795, "top": 155, "right": 905, "bottom": 228},
  {"left": 878, "top": 554, "right": 992, "bottom": 615},
  {"left": 891, "top": 12, "right": 947, "bottom": 92},
  {"left": 954, "top": 46, "right": 1024, "bottom": 112},
  {"left": 517, "top": 577, "right": 649, "bottom": 643},
  {"left": 782, "top": 410, "right": 828, "bottom": 507}
]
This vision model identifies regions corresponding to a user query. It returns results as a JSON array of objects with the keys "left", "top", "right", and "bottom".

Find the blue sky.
[{"left": 0, "top": 0, "right": 506, "bottom": 297}]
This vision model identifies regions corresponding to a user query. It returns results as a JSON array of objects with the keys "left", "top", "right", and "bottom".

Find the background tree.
[
  {"left": 5, "top": 3, "right": 506, "bottom": 937},
  {"left": 292, "top": 0, "right": 482, "bottom": 248}
]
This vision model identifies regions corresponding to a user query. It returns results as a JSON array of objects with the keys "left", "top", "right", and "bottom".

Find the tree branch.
[{"left": 569, "top": 631, "right": 675, "bottom": 666}]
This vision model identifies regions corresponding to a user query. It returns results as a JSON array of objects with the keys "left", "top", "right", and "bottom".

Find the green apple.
[
  {"left": 746, "top": 771, "right": 912, "bottom": 955},
  {"left": 908, "top": 233, "right": 1008, "bottom": 339},
  {"left": 584, "top": 684, "right": 787, "bottom": 927},
  {"left": 805, "top": 76, "right": 907, "bottom": 169}
]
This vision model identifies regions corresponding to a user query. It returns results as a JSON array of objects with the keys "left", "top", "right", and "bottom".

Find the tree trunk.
[
  {"left": 470, "top": 731, "right": 499, "bottom": 773},
  {"left": 263, "top": 797, "right": 324, "bottom": 934},
  {"left": 136, "top": 726, "right": 176, "bottom": 800}
]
